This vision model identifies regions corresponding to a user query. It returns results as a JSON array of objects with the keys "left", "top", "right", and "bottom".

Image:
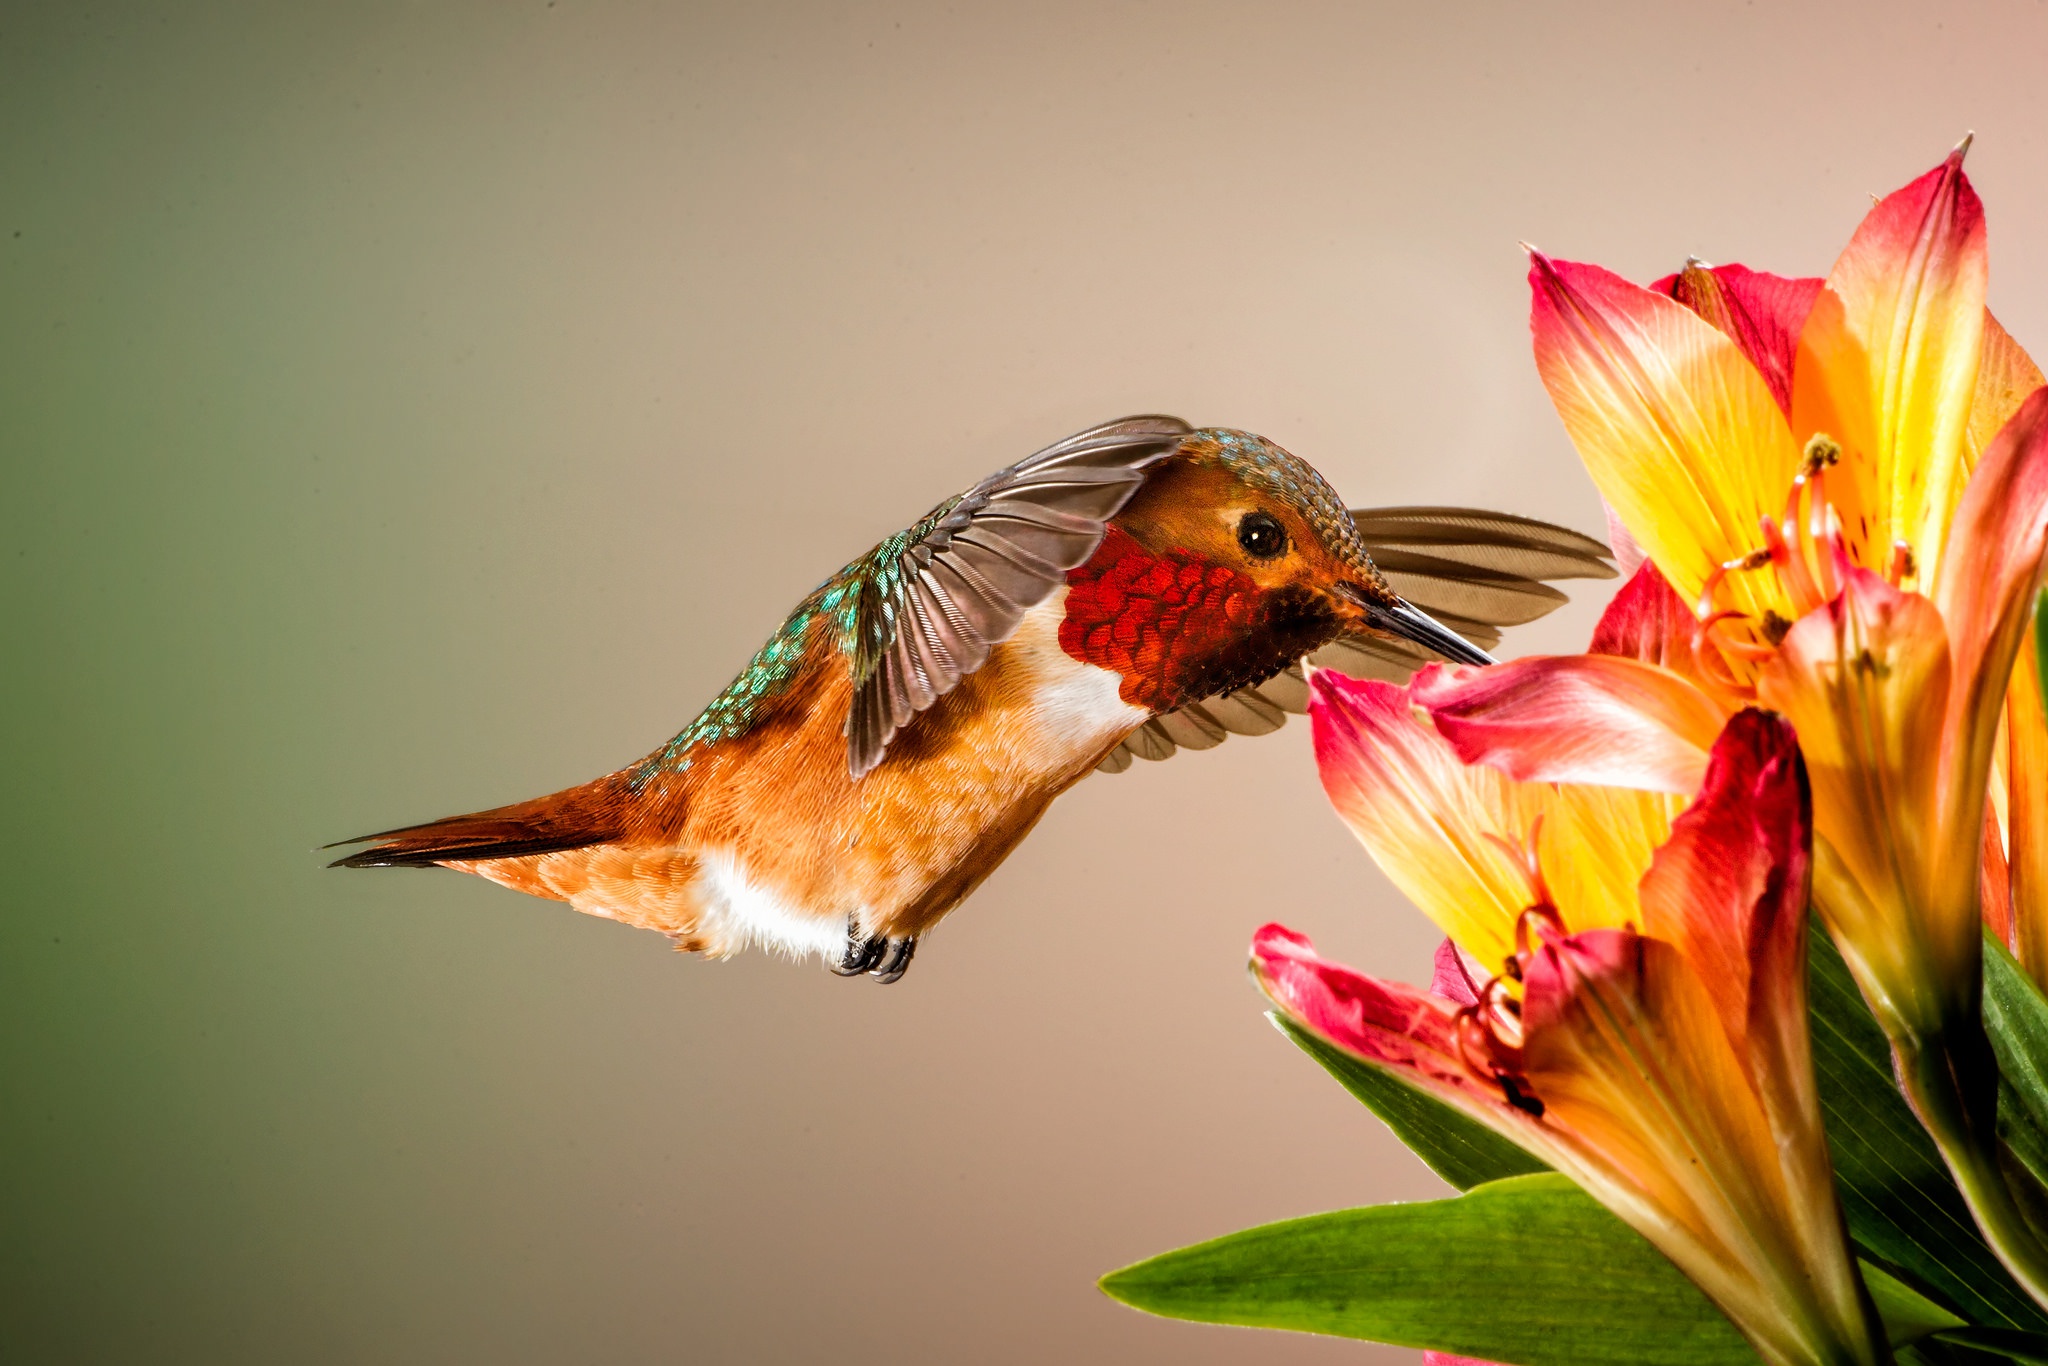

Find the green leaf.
[
  {"left": 1808, "top": 920, "right": 2048, "bottom": 1329},
  {"left": 1927, "top": 1326, "right": 2048, "bottom": 1364},
  {"left": 1867, "top": 1261, "right": 1970, "bottom": 1343},
  {"left": 1101, "top": 1173, "right": 1757, "bottom": 1365},
  {"left": 1981, "top": 933, "right": 2048, "bottom": 1240},
  {"left": 1271, "top": 1012, "right": 1547, "bottom": 1191},
  {"left": 1103, "top": 1172, "right": 1960, "bottom": 1362}
]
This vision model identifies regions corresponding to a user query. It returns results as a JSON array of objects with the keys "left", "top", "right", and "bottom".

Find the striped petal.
[
  {"left": 1529, "top": 253, "right": 1801, "bottom": 621},
  {"left": 1789, "top": 145, "right": 1987, "bottom": 586},
  {"left": 1968, "top": 313, "right": 2047, "bottom": 470},
  {"left": 1587, "top": 559, "right": 1711, "bottom": 681},
  {"left": 1413, "top": 655, "right": 1726, "bottom": 796},
  {"left": 1655, "top": 262, "right": 1823, "bottom": 416},
  {"left": 1309, "top": 669, "right": 1552, "bottom": 965},
  {"left": 1309, "top": 668, "right": 1664, "bottom": 965},
  {"left": 1757, "top": 570, "right": 1958, "bottom": 1032},
  {"left": 1937, "top": 386, "right": 2048, "bottom": 806}
]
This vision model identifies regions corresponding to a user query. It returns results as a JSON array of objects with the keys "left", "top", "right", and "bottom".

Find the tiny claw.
[
  {"left": 870, "top": 937, "right": 918, "bottom": 984},
  {"left": 832, "top": 916, "right": 889, "bottom": 976}
]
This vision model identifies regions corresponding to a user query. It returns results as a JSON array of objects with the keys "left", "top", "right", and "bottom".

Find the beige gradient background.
[{"left": 6, "top": 3, "right": 2048, "bottom": 1362}]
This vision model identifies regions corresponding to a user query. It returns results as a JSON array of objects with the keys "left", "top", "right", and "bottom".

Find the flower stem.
[{"left": 1896, "top": 1021, "right": 2048, "bottom": 1310}]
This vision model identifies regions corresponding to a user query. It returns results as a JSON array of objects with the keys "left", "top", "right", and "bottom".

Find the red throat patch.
[{"left": 1058, "top": 526, "right": 1267, "bottom": 713}]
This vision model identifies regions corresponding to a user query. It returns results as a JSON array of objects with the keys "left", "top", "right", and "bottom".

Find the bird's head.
[{"left": 1061, "top": 428, "right": 1493, "bottom": 714}]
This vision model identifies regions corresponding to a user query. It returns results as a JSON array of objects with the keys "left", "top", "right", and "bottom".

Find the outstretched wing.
[
  {"left": 1095, "top": 505, "right": 1617, "bottom": 771},
  {"left": 846, "top": 415, "right": 1194, "bottom": 777}
]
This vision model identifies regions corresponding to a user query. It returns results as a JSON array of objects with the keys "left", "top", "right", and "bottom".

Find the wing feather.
[{"left": 846, "top": 415, "right": 1193, "bottom": 776}]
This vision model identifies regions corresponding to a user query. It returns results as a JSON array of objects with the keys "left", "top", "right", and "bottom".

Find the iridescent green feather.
[{"left": 630, "top": 495, "right": 964, "bottom": 784}]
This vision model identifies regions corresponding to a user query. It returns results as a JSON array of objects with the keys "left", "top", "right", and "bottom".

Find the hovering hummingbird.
[{"left": 332, "top": 417, "right": 1612, "bottom": 981}]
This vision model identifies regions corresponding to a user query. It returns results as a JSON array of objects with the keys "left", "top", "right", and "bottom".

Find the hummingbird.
[{"left": 331, "top": 416, "right": 1612, "bottom": 981}]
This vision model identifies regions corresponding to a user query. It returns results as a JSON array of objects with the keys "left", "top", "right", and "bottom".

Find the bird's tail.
[{"left": 327, "top": 778, "right": 630, "bottom": 869}]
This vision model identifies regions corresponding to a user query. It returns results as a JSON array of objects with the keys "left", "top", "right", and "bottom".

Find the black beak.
[{"left": 1335, "top": 583, "right": 1496, "bottom": 667}]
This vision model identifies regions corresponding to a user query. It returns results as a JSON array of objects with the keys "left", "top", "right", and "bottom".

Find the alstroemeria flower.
[
  {"left": 1406, "top": 144, "right": 2048, "bottom": 1301},
  {"left": 1267, "top": 699, "right": 1886, "bottom": 1366}
]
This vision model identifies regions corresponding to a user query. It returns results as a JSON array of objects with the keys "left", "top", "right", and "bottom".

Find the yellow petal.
[
  {"left": 1757, "top": 572, "right": 1960, "bottom": 1032},
  {"left": 1529, "top": 254, "right": 1800, "bottom": 622},
  {"left": 1966, "top": 312, "right": 2046, "bottom": 472},
  {"left": 1310, "top": 669, "right": 1546, "bottom": 965},
  {"left": 1308, "top": 669, "right": 1661, "bottom": 964},
  {"left": 1519, "top": 933, "right": 1876, "bottom": 1366},
  {"left": 1790, "top": 147, "right": 1987, "bottom": 584},
  {"left": 2010, "top": 641, "right": 2048, "bottom": 985}
]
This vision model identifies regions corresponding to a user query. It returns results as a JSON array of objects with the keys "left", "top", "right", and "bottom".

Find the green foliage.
[
  {"left": 1102, "top": 1174, "right": 1759, "bottom": 1365},
  {"left": 1984, "top": 934, "right": 2048, "bottom": 1215},
  {"left": 1808, "top": 921, "right": 2048, "bottom": 1330},
  {"left": 1102, "top": 1173, "right": 1964, "bottom": 1364}
]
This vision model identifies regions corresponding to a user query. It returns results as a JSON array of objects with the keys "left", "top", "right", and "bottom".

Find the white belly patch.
[
  {"left": 692, "top": 848, "right": 849, "bottom": 962},
  {"left": 1005, "top": 591, "right": 1150, "bottom": 760}
]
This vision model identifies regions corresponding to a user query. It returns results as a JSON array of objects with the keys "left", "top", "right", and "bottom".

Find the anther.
[
  {"left": 1801, "top": 433, "right": 1842, "bottom": 474},
  {"left": 1759, "top": 611, "right": 1792, "bottom": 646},
  {"left": 1889, "top": 540, "right": 1917, "bottom": 586},
  {"left": 1728, "top": 548, "right": 1774, "bottom": 573}
]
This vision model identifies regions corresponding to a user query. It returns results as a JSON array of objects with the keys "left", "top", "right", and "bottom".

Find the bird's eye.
[{"left": 1237, "top": 511, "right": 1287, "bottom": 560}]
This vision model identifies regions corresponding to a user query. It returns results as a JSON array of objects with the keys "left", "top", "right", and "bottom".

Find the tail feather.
[{"left": 328, "top": 782, "right": 626, "bottom": 869}]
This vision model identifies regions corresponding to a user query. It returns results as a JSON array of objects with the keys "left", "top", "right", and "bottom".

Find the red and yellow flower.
[
  {"left": 1400, "top": 144, "right": 2048, "bottom": 1300},
  {"left": 1261, "top": 691, "right": 1887, "bottom": 1366}
]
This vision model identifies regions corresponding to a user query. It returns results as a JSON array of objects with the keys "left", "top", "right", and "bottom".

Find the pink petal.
[
  {"left": 1431, "top": 937, "right": 1484, "bottom": 1006},
  {"left": 1529, "top": 253, "right": 1800, "bottom": 619},
  {"left": 1309, "top": 669, "right": 1553, "bottom": 962},
  {"left": 1637, "top": 710, "right": 1815, "bottom": 1156},
  {"left": 1413, "top": 655, "right": 1726, "bottom": 794},
  {"left": 1603, "top": 499, "right": 1647, "bottom": 577},
  {"left": 1589, "top": 559, "right": 1707, "bottom": 680},
  {"left": 1655, "top": 262, "right": 1823, "bottom": 416},
  {"left": 1791, "top": 145, "right": 1988, "bottom": 581},
  {"left": 1250, "top": 924, "right": 1525, "bottom": 1127}
]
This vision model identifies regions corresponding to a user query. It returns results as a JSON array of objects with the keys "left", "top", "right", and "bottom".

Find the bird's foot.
[
  {"left": 829, "top": 917, "right": 917, "bottom": 984},
  {"left": 870, "top": 935, "right": 917, "bottom": 984}
]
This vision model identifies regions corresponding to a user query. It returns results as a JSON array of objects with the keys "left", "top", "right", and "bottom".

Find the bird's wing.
[
  {"left": 846, "top": 415, "right": 1193, "bottom": 777},
  {"left": 1094, "top": 505, "right": 1617, "bottom": 772}
]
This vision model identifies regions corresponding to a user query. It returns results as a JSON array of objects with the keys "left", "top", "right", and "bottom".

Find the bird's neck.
[{"left": 1057, "top": 526, "right": 1337, "bottom": 714}]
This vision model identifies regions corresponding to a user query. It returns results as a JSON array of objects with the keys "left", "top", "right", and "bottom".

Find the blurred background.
[{"left": 5, "top": 2, "right": 2047, "bottom": 1361}]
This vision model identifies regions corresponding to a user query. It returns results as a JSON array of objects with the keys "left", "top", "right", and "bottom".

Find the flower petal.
[
  {"left": 1789, "top": 146, "right": 1988, "bottom": 582},
  {"left": 1967, "top": 312, "right": 2046, "bottom": 470},
  {"left": 1529, "top": 253, "right": 1801, "bottom": 618},
  {"left": 1757, "top": 570, "right": 1958, "bottom": 1028},
  {"left": 1432, "top": 936, "right": 1484, "bottom": 1006},
  {"left": 1309, "top": 669, "right": 1657, "bottom": 953},
  {"left": 1413, "top": 655, "right": 1726, "bottom": 794},
  {"left": 1636, "top": 709, "right": 1816, "bottom": 1185},
  {"left": 1656, "top": 262, "right": 1823, "bottom": 416},
  {"left": 1589, "top": 559, "right": 1709, "bottom": 682},
  {"left": 1250, "top": 923, "right": 1539, "bottom": 1135},
  {"left": 1310, "top": 669, "right": 1550, "bottom": 964},
  {"left": 1935, "top": 387, "right": 2048, "bottom": 836},
  {"left": 2009, "top": 625, "right": 2048, "bottom": 983},
  {"left": 1516, "top": 929, "right": 1869, "bottom": 1365}
]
